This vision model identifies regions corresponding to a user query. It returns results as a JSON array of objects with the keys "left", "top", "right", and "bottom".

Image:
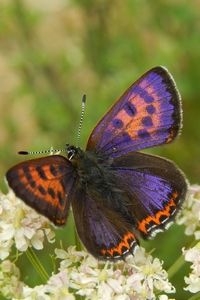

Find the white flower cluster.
[
  {"left": 0, "top": 260, "right": 24, "bottom": 299},
  {"left": 177, "top": 184, "right": 200, "bottom": 295},
  {"left": 177, "top": 184, "right": 200, "bottom": 239},
  {"left": 0, "top": 246, "right": 175, "bottom": 300},
  {"left": 0, "top": 190, "right": 55, "bottom": 259},
  {"left": 183, "top": 243, "right": 200, "bottom": 293},
  {"left": 5, "top": 184, "right": 200, "bottom": 299},
  {"left": 54, "top": 246, "right": 175, "bottom": 300}
]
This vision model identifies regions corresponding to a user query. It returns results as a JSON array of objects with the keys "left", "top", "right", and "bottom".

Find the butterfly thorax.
[
  {"left": 66, "top": 145, "right": 133, "bottom": 218},
  {"left": 67, "top": 145, "right": 111, "bottom": 186}
]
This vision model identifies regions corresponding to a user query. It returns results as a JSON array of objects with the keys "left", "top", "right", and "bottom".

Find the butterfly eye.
[
  {"left": 66, "top": 145, "right": 77, "bottom": 160},
  {"left": 68, "top": 149, "right": 76, "bottom": 160}
]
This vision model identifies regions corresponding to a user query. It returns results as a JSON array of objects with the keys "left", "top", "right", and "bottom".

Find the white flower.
[
  {"left": 22, "top": 284, "right": 50, "bottom": 300},
  {"left": 0, "top": 190, "right": 55, "bottom": 259},
  {"left": 22, "top": 271, "right": 75, "bottom": 300},
  {"left": 45, "top": 270, "right": 75, "bottom": 300},
  {"left": 125, "top": 247, "right": 175, "bottom": 299},
  {"left": 183, "top": 242, "right": 200, "bottom": 293},
  {"left": 55, "top": 246, "right": 88, "bottom": 268},
  {"left": 0, "top": 260, "right": 24, "bottom": 299},
  {"left": 177, "top": 184, "right": 200, "bottom": 239},
  {"left": 158, "top": 296, "right": 175, "bottom": 300}
]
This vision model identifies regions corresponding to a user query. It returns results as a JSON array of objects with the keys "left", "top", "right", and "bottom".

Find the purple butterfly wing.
[
  {"left": 87, "top": 66, "right": 181, "bottom": 158},
  {"left": 111, "top": 152, "right": 187, "bottom": 237},
  {"left": 71, "top": 187, "right": 138, "bottom": 259}
]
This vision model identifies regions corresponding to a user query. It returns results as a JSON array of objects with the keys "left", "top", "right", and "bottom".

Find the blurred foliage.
[{"left": 0, "top": 0, "right": 199, "bottom": 298}]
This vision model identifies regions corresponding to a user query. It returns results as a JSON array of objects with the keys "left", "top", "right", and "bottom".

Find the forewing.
[
  {"left": 87, "top": 66, "right": 181, "bottom": 158},
  {"left": 111, "top": 152, "right": 187, "bottom": 238},
  {"left": 6, "top": 155, "right": 76, "bottom": 225},
  {"left": 72, "top": 188, "right": 138, "bottom": 260}
]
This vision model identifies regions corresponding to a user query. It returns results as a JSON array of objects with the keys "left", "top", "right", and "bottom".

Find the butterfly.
[{"left": 6, "top": 66, "right": 187, "bottom": 260}]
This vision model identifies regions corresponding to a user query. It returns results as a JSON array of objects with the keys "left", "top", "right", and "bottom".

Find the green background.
[{"left": 0, "top": 1, "right": 199, "bottom": 299}]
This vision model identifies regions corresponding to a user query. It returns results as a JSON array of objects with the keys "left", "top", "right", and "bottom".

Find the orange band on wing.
[
  {"left": 100, "top": 231, "right": 136, "bottom": 258},
  {"left": 137, "top": 191, "right": 179, "bottom": 235}
]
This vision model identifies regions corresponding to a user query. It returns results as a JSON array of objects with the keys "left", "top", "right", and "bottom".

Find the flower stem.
[
  {"left": 168, "top": 240, "right": 199, "bottom": 279},
  {"left": 188, "top": 292, "right": 200, "bottom": 300},
  {"left": 26, "top": 248, "right": 49, "bottom": 283},
  {"left": 167, "top": 254, "right": 185, "bottom": 279},
  {"left": 74, "top": 226, "right": 82, "bottom": 251}
]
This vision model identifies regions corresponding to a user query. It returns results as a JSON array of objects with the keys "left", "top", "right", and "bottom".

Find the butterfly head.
[{"left": 66, "top": 144, "right": 84, "bottom": 161}]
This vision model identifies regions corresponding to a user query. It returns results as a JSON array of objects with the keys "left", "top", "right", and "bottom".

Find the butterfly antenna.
[
  {"left": 76, "top": 94, "right": 86, "bottom": 146},
  {"left": 19, "top": 95, "right": 86, "bottom": 155},
  {"left": 18, "top": 147, "right": 65, "bottom": 155}
]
